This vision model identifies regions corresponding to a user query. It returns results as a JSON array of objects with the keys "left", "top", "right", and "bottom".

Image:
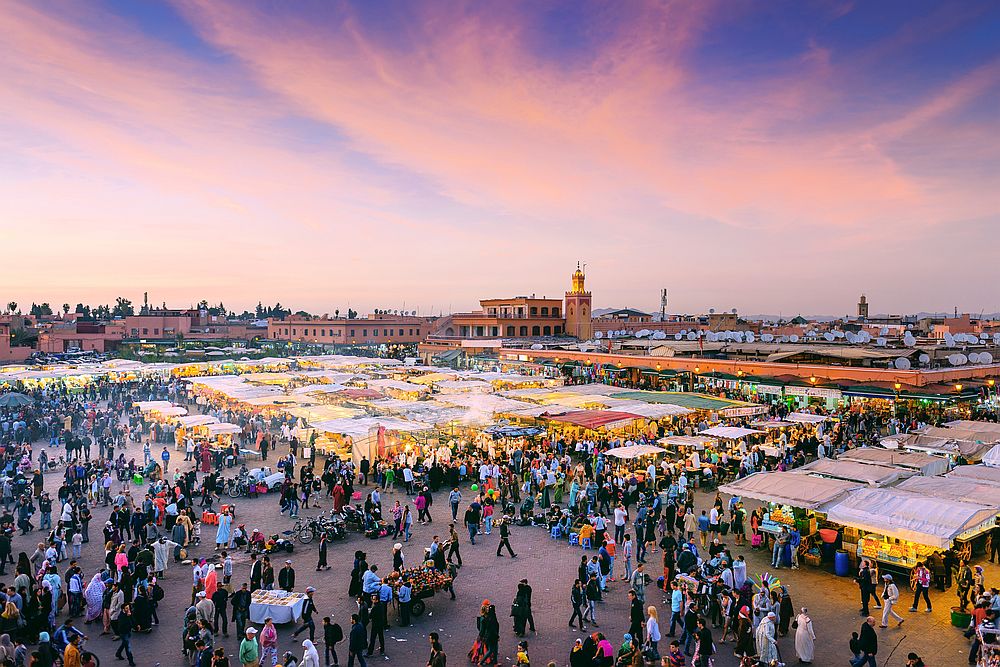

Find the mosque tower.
[{"left": 564, "top": 262, "right": 593, "bottom": 339}]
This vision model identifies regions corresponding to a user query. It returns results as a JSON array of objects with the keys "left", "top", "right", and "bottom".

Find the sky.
[{"left": 2, "top": 0, "right": 999, "bottom": 317}]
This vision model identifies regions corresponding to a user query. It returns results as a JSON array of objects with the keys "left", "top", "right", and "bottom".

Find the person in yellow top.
[
  {"left": 578, "top": 522, "right": 595, "bottom": 543},
  {"left": 515, "top": 640, "right": 530, "bottom": 665},
  {"left": 63, "top": 634, "right": 83, "bottom": 667}
]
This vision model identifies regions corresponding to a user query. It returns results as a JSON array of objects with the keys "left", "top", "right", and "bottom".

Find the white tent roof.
[
  {"left": 785, "top": 412, "right": 830, "bottom": 424},
  {"left": 897, "top": 475, "right": 1000, "bottom": 504},
  {"left": 156, "top": 406, "right": 188, "bottom": 417},
  {"left": 658, "top": 435, "right": 717, "bottom": 449},
  {"left": 719, "top": 471, "right": 860, "bottom": 510},
  {"left": 203, "top": 423, "right": 241, "bottom": 435},
  {"left": 948, "top": 464, "right": 1000, "bottom": 484},
  {"left": 797, "top": 459, "right": 911, "bottom": 486},
  {"left": 311, "top": 416, "right": 433, "bottom": 438},
  {"left": 983, "top": 444, "right": 1000, "bottom": 468},
  {"left": 838, "top": 447, "right": 949, "bottom": 476},
  {"left": 700, "top": 426, "right": 763, "bottom": 439},
  {"left": 608, "top": 401, "right": 693, "bottom": 419},
  {"left": 604, "top": 444, "right": 666, "bottom": 459},
  {"left": 826, "top": 487, "right": 999, "bottom": 548},
  {"left": 135, "top": 400, "right": 174, "bottom": 412},
  {"left": 174, "top": 415, "right": 219, "bottom": 427}
]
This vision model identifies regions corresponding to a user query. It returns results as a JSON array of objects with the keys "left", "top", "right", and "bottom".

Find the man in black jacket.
[
  {"left": 495, "top": 518, "right": 517, "bottom": 558},
  {"left": 293, "top": 587, "right": 318, "bottom": 641},
  {"left": 249, "top": 553, "right": 263, "bottom": 592},
  {"left": 852, "top": 617, "right": 878, "bottom": 667},
  {"left": 211, "top": 584, "right": 229, "bottom": 636},
  {"left": 231, "top": 583, "right": 251, "bottom": 638},
  {"left": 348, "top": 613, "right": 367, "bottom": 667},
  {"left": 278, "top": 559, "right": 296, "bottom": 592},
  {"left": 856, "top": 560, "right": 876, "bottom": 616},
  {"left": 628, "top": 590, "right": 644, "bottom": 643},
  {"left": 568, "top": 579, "right": 586, "bottom": 631}
]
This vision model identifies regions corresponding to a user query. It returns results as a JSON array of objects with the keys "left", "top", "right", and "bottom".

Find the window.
[
  {"left": 384, "top": 329, "right": 389, "bottom": 336},
  {"left": 552, "top": 308, "right": 559, "bottom": 317},
  {"left": 568, "top": 307, "right": 574, "bottom": 316},
  {"left": 460, "top": 326, "right": 469, "bottom": 336},
  {"left": 531, "top": 326, "right": 540, "bottom": 336},
  {"left": 543, "top": 326, "right": 551, "bottom": 335},
  {"left": 554, "top": 325, "right": 562, "bottom": 335},
  {"left": 350, "top": 329, "right": 355, "bottom": 337},
  {"left": 491, "top": 327, "right": 498, "bottom": 336},
  {"left": 142, "top": 328, "right": 148, "bottom": 335},
  {"left": 582, "top": 306, "right": 588, "bottom": 316},
  {"left": 541, "top": 307, "right": 549, "bottom": 316},
  {"left": 519, "top": 326, "right": 528, "bottom": 336},
  {"left": 284, "top": 328, "right": 289, "bottom": 335},
  {"left": 417, "top": 329, "right": 420, "bottom": 335},
  {"left": 131, "top": 329, "right": 138, "bottom": 336},
  {"left": 153, "top": 328, "right": 159, "bottom": 335},
  {"left": 530, "top": 307, "right": 538, "bottom": 316},
  {"left": 399, "top": 329, "right": 404, "bottom": 336},
  {"left": 506, "top": 326, "right": 515, "bottom": 336},
  {"left": 363, "top": 329, "right": 368, "bottom": 336},
  {"left": 475, "top": 326, "right": 484, "bottom": 337},
  {"left": 292, "top": 329, "right": 297, "bottom": 335}
]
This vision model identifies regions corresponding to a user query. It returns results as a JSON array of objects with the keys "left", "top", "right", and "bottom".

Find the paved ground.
[{"left": 14, "top": 433, "right": 996, "bottom": 666}]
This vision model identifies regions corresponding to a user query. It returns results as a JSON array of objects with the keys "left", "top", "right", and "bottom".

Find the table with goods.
[{"left": 249, "top": 589, "right": 308, "bottom": 624}]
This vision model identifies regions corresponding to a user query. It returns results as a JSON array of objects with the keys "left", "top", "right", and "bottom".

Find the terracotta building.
[
  {"left": 564, "top": 264, "right": 593, "bottom": 339},
  {"left": 267, "top": 313, "right": 433, "bottom": 345},
  {"left": 0, "top": 324, "right": 32, "bottom": 362}
]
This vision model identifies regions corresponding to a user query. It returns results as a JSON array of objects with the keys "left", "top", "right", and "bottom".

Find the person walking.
[
  {"left": 909, "top": 562, "right": 932, "bottom": 612},
  {"left": 645, "top": 606, "right": 661, "bottom": 661},
  {"left": 260, "top": 617, "right": 279, "bottom": 667},
  {"left": 114, "top": 603, "right": 136, "bottom": 666},
  {"left": 582, "top": 574, "right": 600, "bottom": 627},
  {"left": 446, "top": 523, "right": 463, "bottom": 567},
  {"left": 347, "top": 614, "right": 367, "bottom": 667},
  {"left": 239, "top": 627, "right": 259, "bottom": 667},
  {"left": 879, "top": 574, "right": 904, "bottom": 628},
  {"left": 293, "top": 587, "right": 318, "bottom": 641},
  {"left": 568, "top": 580, "right": 586, "bottom": 631},
  {"left": 856, "top": 560, "right": 876, "bottom": 616},
  {"left": 794, "top": 607, "right": 816, "bottom": 664},
  {"left": 495, "top": 518, "right": 516, "bottom": 558},
  {"left": 449, "top": 488, "right": 462, "bottom": 522},
  {"left": 851, "top": 617, "right": 878, "bottom": 667},
  {"left": 322, "top": 616, "right": 343, "bottom": 667}
]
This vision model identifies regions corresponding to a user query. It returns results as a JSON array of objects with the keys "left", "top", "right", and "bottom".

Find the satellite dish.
[
  {"left": 981, "top": 333, "right": 990, "bottom": 340},
  {"left": 880, "top": 327, "right": 889, "bottom": 336},
  {"left": 981, "top": 352, "right": 994, "bottom": 364},
  {"left": 845, "top": 333, "right": 856, "bottom": 344},
  {"left": 944, "top": 333, "right": 955, "bottom": 347},
  {"left": 674, "top": 333, "right": 682, "bottom": 340},
  {"left": 595, "top": 331, "right": 603, "bottom": 339},
  {"left": 790, "top": 334, "right": 799, "bottom": 343},
  {"left": 680, "top": 329, "right": 688, "bottom": 336},
  {"left": 686, "top": 332, "right": 697, "bottom": 341},
  {"left": 957, "top": 353, "right": 968, "bottom": 365},
  {"left": 762, "top": 333, "right": 774, "bottom": 342},
  {"left": 876, "top": 337, "right": 887, "bottom": 346},
  {"left": 709, "top": 308, "right": 715, "bottom": 314},
  {"left": 968, "top": 352, "right": 980, "bottom": 363},
  {"left": 745, "top": 332, "right": 755, "bottom": 343},
  {"left": 894, "top": 357, "right": 911, "bottom": 370},
  {"left": 653, "top": 331, "right": 666, "bottom": 340},
  {"left": 903, "top": 334, "right": 916, "bottom": 347},
  {"left": 919, "top": 354, "right": 930, "bottom": 365},
  {"left": 779, "top": 336, "right": 789, "bottom": 343},
  {"left": 824, "top": 332, "right": 835, "bottom": 342}
]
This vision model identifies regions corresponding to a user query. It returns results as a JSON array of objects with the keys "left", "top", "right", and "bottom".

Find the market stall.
[
  {"left": 795, "top": 459, "right": 913, "bottom": 486},
  {"left": 249, "top": 589, "right": 307, "bottom": 624},
  {"left": 949, "top": 464, "right": 1000, "bottom": 484},
  {"left": 838, "top": 447, "right": 949, "bottom": 476},
  {"left": 826, "top": 487, "right": 999, "bottom": 565}
]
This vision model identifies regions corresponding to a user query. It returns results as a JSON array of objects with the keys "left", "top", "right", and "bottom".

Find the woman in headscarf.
[
  {"left": 469, "top": 600, "right": 491, "bottom": 665},
  {"left": 0, "top": 633, "right": 14, "bottom": 663},
  {"left": 36, "top": 631, "right": 58, "bottom": 667},
  {"left": 482, "top": 604, "right": 500, "bottom": 666},
  {"left": 204, "top": 566, "right": 218, "bottom": 600},
  {"left": 778, "top": 587, "right": 794, "bottom": 637},
  {"left": 794, "top": 607, "right": 816, "bottom": 664},
  {"left": 734, "top": 605, "right": 755, "bottom": 658},
  {"left": 754, "top": 611, "right": 779, "bottom": 666},
  {"left": 300, "top": 640, "right": 320, "bottom": 667}
]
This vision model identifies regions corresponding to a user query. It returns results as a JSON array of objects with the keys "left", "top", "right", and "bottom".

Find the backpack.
[{"left": 330, "top": 622, "right": 343, "bottom": 643}]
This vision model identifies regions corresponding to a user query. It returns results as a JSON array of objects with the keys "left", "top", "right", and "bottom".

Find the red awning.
[{"left": 546, "top": 410, "right": 642, "bottom": 429}]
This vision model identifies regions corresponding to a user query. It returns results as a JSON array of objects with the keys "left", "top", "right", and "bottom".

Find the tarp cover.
[
  {"left": 658, "top": 435, "right": 717, "bottom": 450},
  {"left": 826, "top": 487, "right": 998, "bottom": 548},
  {"left": 699, "top": 426, "right": 763, "bottom": 439},
  {"left": 948, "top": 464, "right": 1000, "bottom": 484},
  {"left": 604, "top": 444, "right": 666, "bottom": 459},
  {"left": 546, "top": 410, "right": 641, "bottom": 430},
  {"left": 838, "top": 448, "right": 949, "bottom": 476},
  {"left": 719, "top": 471, "right": 860, "bottom": 510},
  {"left": 897, "top": 476, "right": 1000, "bottom": 505},
  {"left": 983, "top": 444, "right": 1000, "bottom": 468},
  {"left": 797, "top": 459, "right": 911, "bottom": 486},
  {"left": 785, "top": 412, "right": 830, "bottom": 424}
]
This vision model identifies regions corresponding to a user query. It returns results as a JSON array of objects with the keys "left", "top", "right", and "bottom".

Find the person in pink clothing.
[
  {"left": 259, "top": 617, "right": 279, "bottom": 666},
  {"left": 114, "top": 546, "right": 129, "bottom": 574}
]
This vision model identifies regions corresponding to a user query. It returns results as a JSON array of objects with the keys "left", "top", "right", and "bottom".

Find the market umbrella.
[{"left": 0, "top": 393, "right": 33, "bottom": 407}]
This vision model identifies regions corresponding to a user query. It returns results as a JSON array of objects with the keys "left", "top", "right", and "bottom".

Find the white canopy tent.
[
  {"left": 897, "top": 475, "right": 1000, "bottom": 504},
  {"left": 826, "top": 487, "right": 999, "bottom": 549},
  {"left": 948, "top": 464, "right": 1000, "bottom": 484},
  {"left": 785, "top": 412, "right": 830, "bottom": 424},
  {"left": 982, "top": 444, "right": 1000, "bottom": 468},
  {"left": 658, "top": 435, "right": 717, "bottom": 450},
  {"left": 604, "top": 444, "right": 666, "bottom": 459},
  {"left": 203, "top": 423, "right": 242, "bottom": 436},
  {"left": 719, "top": 472, "right": 860, "bottom": 510},
  {"left": 134, "top": 401, "right": 174, "bottom": 412},
  {"left": 796, "top": 459, "right": 912, "bottom": 486},
  {"left": 310, "top": 416, "right": 434, "bottom": 439},
  {"left": 700, "top": 426, "right": 763, "bottom": 439},
  {"left": 838, "top": 448, "right": 949, "bottom": 476},
  {"left": 174, "top": 415, "right": 219, "bottom": 428}
]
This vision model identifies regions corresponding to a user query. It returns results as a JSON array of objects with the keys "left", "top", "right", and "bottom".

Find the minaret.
[
  {"left": 857, "top": 294, "right": 869, "bottom": 320},
  {"left": 564, "top": 262, "right": 593, "bottom": 339}
]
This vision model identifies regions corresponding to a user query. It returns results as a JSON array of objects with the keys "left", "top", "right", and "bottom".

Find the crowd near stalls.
[{"left": 0, "top": 353, "right": 997, "bottom": 666}]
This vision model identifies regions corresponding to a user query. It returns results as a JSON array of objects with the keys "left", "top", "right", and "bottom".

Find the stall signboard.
[
  {"left": 786, "top": 386, "right": 842, "bottom": 399},
  {"left": 857, "top": 535, "right": 934, "bottom": 568},
  {"left": 722, "top": 406, "right": 769, "bottom": 417},
  {"left": 755, "top": 384, "right": 784, "bottom": 395}
]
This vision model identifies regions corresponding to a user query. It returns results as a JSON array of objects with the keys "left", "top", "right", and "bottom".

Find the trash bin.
[
  {"left": 834, "top": 549, "right": 850, "bottom": 576},
  {"left": 952, "top": 606, "right": 973, "bottom": 628},
  {"left": 821, "top": 542, "right": 837, "bottom": 562}
]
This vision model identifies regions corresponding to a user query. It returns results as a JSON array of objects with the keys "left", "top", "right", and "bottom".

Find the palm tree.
[
  {"left": 62, "top": 303, "right": 70, "bottom": 315},
  {"left": 6, "top": 302, "right": 17, "bottom": 315}
]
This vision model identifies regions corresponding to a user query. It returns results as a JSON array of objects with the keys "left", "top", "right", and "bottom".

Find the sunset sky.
[{"left": 3, "top": 1, "right": 999, "bottom": 316}]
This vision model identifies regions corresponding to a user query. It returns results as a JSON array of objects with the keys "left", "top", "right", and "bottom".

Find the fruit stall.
[{"left": 386, "top": 567, "right": 453, "bottom": 616}]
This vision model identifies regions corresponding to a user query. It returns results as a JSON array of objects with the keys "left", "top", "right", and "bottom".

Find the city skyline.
[{"left": 3, "top": 1, "right": 999, "bottom": 314}]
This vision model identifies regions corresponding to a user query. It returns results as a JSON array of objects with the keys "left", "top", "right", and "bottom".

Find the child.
[
  {"left": 849, "top": 631, "right": 861, "bottom": 662},
  {"left": 515, "top": 640, "right": 529, "bottom": 666}
]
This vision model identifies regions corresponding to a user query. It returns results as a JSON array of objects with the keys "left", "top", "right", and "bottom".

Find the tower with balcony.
[{"left": 564, "top": 263, "right": 593, "bottom": 339}]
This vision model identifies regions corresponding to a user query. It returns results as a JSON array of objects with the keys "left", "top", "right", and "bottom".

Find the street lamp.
[
  {"left": 809, "top": 376, "right": 817, "bottom": 384},
  {"left": 893, "top": 382, "right": 901, "bottom": 417}
]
